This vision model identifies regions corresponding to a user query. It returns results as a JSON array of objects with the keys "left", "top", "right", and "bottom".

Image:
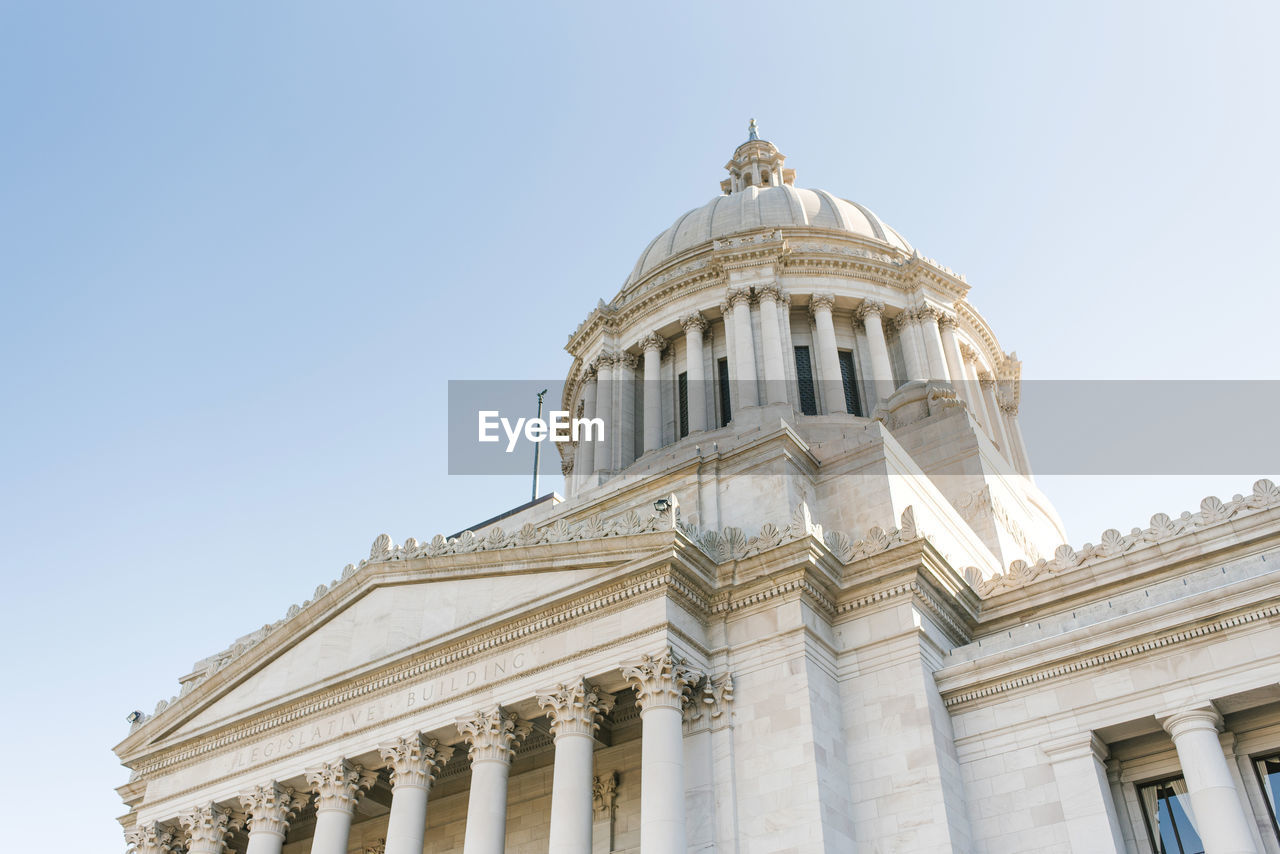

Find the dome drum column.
[
  {"left": 638, "top": 334, "right": 666, "bottom": 454},
  {"left": 727, "top": 288, "right": 759, "bottom": 410},
  {"left": 855, "top": 300, "right": 896, "bottom": 407},
  {"left": 917, "top": 306, "right": 951, "bottom": 381},
  {"left": 756, "top": 285, "right": 790, "bottom": 406},
  {"left": 895, "top": 310, "right": 929, "bottom": 382},
  {"left": 592, "top": 357, "right": 614, "bottom": 476},
  {"left": 809, "top": 294, "right": 844, "bottom": 415},
  {"left": 680, "top": 314, "right": 709, "bottom": 434},
  {"left": 575, "top": 364, "right": 598, "bottom": 488}
]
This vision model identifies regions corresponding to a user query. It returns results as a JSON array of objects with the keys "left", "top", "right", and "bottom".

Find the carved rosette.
[
  {"left": 808, "top": 292, "right": 836, "bottom": 314},
  {"left": 179, "top": 803, "right": 242, "bottom": 854},
  {"left": 239, "top": 781, "right": 307, "bottom": 838},
  {"left": 536, "top": 678, "right": 617, "bottom": 739},
  {"left": 378, "top": 733, "right": 455, "bottom": 790},
  {"left": 621, "top": 647, "right": 704, "bottom": 713},
  {"left": 726, "top": 287, "right": 753, "bottom": 309},
  {"left": 457, "top": 706, "right": 533, "bottom": 764},
  {"left": 680, "top": 312, "right": 708, "bottom": 333},
  {"left": 592, "top": 771, "right": 620, "bottom": 819},
  {"left": 854, "top": 299, "right": 885, "bottom": 322},
  {"left": 305, "top": 759, "right": 378, "bottom": 814},
  {"left": 637, "top": 332, "right": 667, "bottom": 354},
  {"left": 125, "top": 822, "right": 181, "bottom": 854}
]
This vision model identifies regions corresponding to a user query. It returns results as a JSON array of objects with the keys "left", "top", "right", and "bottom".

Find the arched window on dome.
[{"left": 760, "top": 169, "right": 771, "bottom": 186}]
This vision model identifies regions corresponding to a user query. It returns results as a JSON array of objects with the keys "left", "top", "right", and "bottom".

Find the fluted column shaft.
[
  {"left": 897, "top": 312, "right": 928, "bottom": 382},
  {"left": 728, "top": 290, "right": 758, "bottom": 408},
  {"left": 857, "top": 301, "right": 895, "bottom": 405},
  {"left": 306, "top": 760, "right": 376, "bottom": 854},
  {"left": 939, "top": 315, "right": 966, "bottom": 391},
  {"left": 576, "top": 367, "right": 597, "bottom": 487},
  {"left": 640, "top": 335, "right": 664, "bottom": 453},
  {"left": 757, "top": 286, "right": 789, "bottom": 404},
  {"left": 241, "top": 782, "right": 306, "bottom": 854},
  {"left": 623, "top": 649, "right": 704, "bottom": 854},
  {"left": 681, "top": 315, "right": 708, "bottom": 433},
  {"left": 592, "top": 358, "right": 613, "bottom": 475},
  {"left": 380, "top": 734, "right": 454, "bottom": 854},
  {"left": 538, "top": 680, "right": 617, "bottom": 854},
  {"left": 810, "top": 294, "right": 843, "bottom": 414},
  {"left": 458, "top": 707, "right": 532, "bottom": 854},
  {"left": 1161, "top": 706, "right": 1258, "bottom": 854},
  {"left": 980, "top": 375, "right": 1012, "bottom": 454},
  {"left": 916, "top": 306, "right": 949, "bottom": 380}
]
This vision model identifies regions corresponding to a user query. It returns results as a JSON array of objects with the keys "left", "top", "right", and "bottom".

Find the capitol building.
[{"left": 116, "top": 125, "right": 1280, "bottom": 854}]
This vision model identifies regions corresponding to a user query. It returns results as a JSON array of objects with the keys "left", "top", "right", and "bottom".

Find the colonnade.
[
  {"left": 571, "top": 287, "right": 1031, "bottom": 485},
  {"left": 125, "top": 650, "right": 707, "bottom": 854}
]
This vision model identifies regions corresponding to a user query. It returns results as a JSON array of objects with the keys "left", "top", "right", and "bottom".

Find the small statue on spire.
[{"left": 748, "top": 118, "right": 759, "bottom": 141}]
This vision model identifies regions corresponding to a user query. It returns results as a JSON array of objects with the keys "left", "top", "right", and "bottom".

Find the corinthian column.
[
  {"left": 179, "top": 803, "right": 241, "bottom": 854},
  {"left": 680, "top": 313, "right": 708, "bottom": 433},
  {"left": 727, "top": 288, "right": 758, "bottom": 408},
  {"left": 592, "top": 356, "right": 613, "bottom": 476},
  {"left": 379, "top": 733, "right": 455, "bottom": 854},
  {"left": 575, "top": 363, "right": 597, "bottom": 487},
  {"left": 458, "top": 706, "right": 533, "bottom": 854},
  {"left": 1159, "top": 705, "right": 1259, "bottom": 854},
  {"left": 855, "top": 300, "right": 894, "bottom": 405},
  {"left": 125, "top": 822, "right": 182, "bottom": 854},
  {"left": 240, "top": 782, "right": 307, "bottom": 854},
  {"left": 756, "top": 285, "right": 789, "bottom": 405},
  {"left": 537, "top": 679, "right": 618, "bottom": 854},
  {"left": 622, "top": 648, "right": 704, "bottom": 854},
  {"left": 809, "top": 293, "right": 843, "bottom": 414},
  {"left": 916, "top": 305, "right": 950, "bottom": 380},
  {"left": 938, "top": 314, "right": 966, "bottom": 391},
  {"left": 305, "top": 759, "right": 378, "bottom": 854},
  {"left": 896, "top": 310, "right": 928, "bottom": 381},
  {"left": 638, "top": 334, "right": 666, "bottom": 453}
]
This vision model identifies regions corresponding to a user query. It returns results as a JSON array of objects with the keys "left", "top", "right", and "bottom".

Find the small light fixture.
[
  {"left": 126, "top": 710, "right": 144, "bottom": 724},
  {"left": 654, "top": 497, "right": 671, "bottom": 513}
]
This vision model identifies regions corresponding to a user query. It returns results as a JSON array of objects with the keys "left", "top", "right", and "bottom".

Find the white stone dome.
[{"left": 625, "top": 186, "right": 913, "bottom": 287}]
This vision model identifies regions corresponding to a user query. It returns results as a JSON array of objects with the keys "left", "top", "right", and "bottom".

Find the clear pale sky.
[{"left": 2, "top": 3, "right": 1277, "bottom": 850}]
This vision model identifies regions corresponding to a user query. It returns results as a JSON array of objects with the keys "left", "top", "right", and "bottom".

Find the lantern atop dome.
[{"left": 721, "top": 119, "right": 796, "bottom": 195}]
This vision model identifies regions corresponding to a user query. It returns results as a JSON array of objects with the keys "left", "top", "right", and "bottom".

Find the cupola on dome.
[{"left": 625, "top": 121, "right": 912, "bottom": 288}]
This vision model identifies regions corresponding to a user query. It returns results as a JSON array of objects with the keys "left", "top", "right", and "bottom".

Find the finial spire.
[{"left": 748, "top": 118, "right": 759, "bottom": 141}]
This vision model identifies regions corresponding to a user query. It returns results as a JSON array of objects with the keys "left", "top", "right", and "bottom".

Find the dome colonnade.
[{"left": 563, "top": 130, "right": 1030, "bottom": 495}]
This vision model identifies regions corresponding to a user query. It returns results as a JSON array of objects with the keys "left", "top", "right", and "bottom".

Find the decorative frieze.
[
  {"left": 178, "top": 802, "right": 242, "bottom": 854},
  {"left": 239, "top": 781, "right": 307, "bottom": 838},
  {"left": 622, "top": 647, "right": 703, "bottom": 712},
  {"left": 305, "top": 758, "right": 378, "bottom": 813},
  {"left": 378, "top": 733, "right": 455, "bottom": 789},
  {"left": 536, "top": 678, "right": 617, "bottom": 738},
  {"left": 457, "top": 706, "right": 532, "bottom": 763},
  {"left": 974, "top": 479, "right": 1280, "bottom": 596}
]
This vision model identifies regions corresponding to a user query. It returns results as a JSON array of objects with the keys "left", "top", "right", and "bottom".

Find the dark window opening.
[
  {"left": 678, "top": 371, "right": 689, "bottom": 438},
  {"left": 717, "top": 358, "right": 732, "bottom": 426},
  {"left": 1138, "top": 777, "right": 1206, "bottom": 854},
  {"left": 794, "top": 346, "right": 817, "bottom": 416},
  {"left": 838, "top": 349, "right": 863, "bottom": 416}
]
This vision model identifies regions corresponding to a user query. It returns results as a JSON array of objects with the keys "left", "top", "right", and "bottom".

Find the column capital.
[
  {"left": 978, "top": 371, "right": 995, "bottom": 388},
  {"left": 680, "top": 312, "right": 708, "bottom": 333},
  {"left": 893, "top": 309, "right": 918, "bottom": 330},
  {"left": 622, "top": 647, "right": 704, "bottom": 713},
  {"left": 854, "top": 299, "right": 885, "bottom": 321},
  {"left": 915, "top": 304, "right": 943, "bottom": 324},
  {"left": 536, "top": 678, "right": 617, "bottom": 738},
  {"left": 379, "top": 732, "right": 455, "bottom": 790},
  {"left": 999, "top": 400, "right": 1019, "bottom": 416},
  {"left": 959, "top": 341, "right": 979, "bottom": 363},
  {"left": 637, "top": 332, "right": 667, "bottom": 354},
  {"left": 582, "top": 362, "right": 598, "bottom": 381},
  {"left": 808, "top": 292, "right": 836, "bottom": 314},
  {"left": 616, "top": 351, "right": 639, "bottom": 370},
  {"left": 755, "top": 283, "right": 783, "bottom": 302},
  {"left": 305, "top": 758, "right": 378, "bottom": 814},
  {"left": 125, "top": 822, "right": 182, "bottom": 854},
  {"left": 1158, "top": 702, "right": 1224, "bottom": 738},
  {"left": 239, "top": 781, "right": 307, "bottom": 838},
  {"left": 560, "top": 457, "right": 574, "bottom": 476},
  {"left": 457, "top": 705, "right": 533, "bottom": 764},
  {"left": 938, "top": 312, "right": 959, "bottom": 330},
  {"left": 684, "top": 671, "right": 734, "bottom": 725},
  {"left": 726, "top": 287, "right": 754, "bottom": 308},
  {"left": 179, "top": 802, "right": 242, "bottom": 853}
]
